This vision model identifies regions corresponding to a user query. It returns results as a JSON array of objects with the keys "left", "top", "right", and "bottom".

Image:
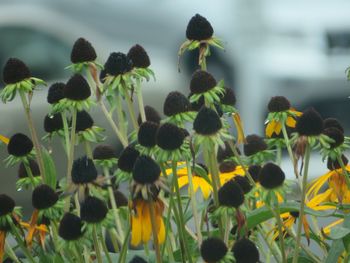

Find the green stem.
[
  {"left": 114, "top": 94, "right": 128, "bottom": 140},
  {"left": 118, "top": 226, "right": 131, "bottom": 263},
  {"left": 123, "top": 85, "right": 139, "bottom": 131},
  {"left": 92, "top": 225, "right": 103, "bottom": 263},
  {"left": 84, "top": 140, "right": 93, "bottom": 159},
  {"left": 281, "top": 124, "right": 299, "bottom": 178},
  {"left": 270, "top": 200, "right": 287, "bottom": 263},
  {"left": 73, "top": 244, "right": 84, "bottom": 263},
  {"left": 292, "top": 143, "right": 311, "bottom": 263},
  {"left": 276, "top": 145, "right": 282, "bottom": 165},
  {"left": 10, "top": 221, "right": 36, "bottom": 263},
  {"left": 149, "top": 200, "right": 162, "bottom": 263},
  {"left": 19, "top": 90, "right": 46, "bottom": 182},
  {"left": 257, "top": 224, "right": 282, "bottom": 262},
  {"left": 5, "top": 242, "right": 20, "bottom": 263},
  {"left": 337, "top": 154, "right": 350, "bottom": 189},
  {"left": 135, "top": 79, "right": 146, "bottom": 123},
  {"left": 61, "top": 112, "right": 70, "bottom": 156},
  {"left": 99, "top": 229, "right": 112, "bottom": 263},
  {"left": 23, "top": 161, "right": 36, "bottom": 187}
]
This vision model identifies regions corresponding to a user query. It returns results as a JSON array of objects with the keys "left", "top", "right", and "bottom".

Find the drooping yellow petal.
[
  {"left": 26, "top": 209, "right": 39, "bottom": 248},
  {"left": 131, "top": 201, "right": 143, "bottom": 246},
  {"left": 198, "top": 179, "right": 212, "bottom": 200},
  {"left": 141, "top": 202, "right": 152, "bottom": 244},
  {"left": 177, "top": 176, "right": 189, "bottom": 189},
  {"left": 265, "top": 121, "right": 276, "bottom": 138},
  {"left": 307, "top": 172, "right": 332, "bottom": 198},
  {"left": 192, "top": 176, "right": 200, "bottom": 194},
  {"left": 286, "top": 116, "right": 296, "bottom": 128},
  {"left": 157, "top": 218, "right": 165, "bottom": 244},
  {"left": 290, "top": 109, "right": 302, "bottom": 117},
  {"left": 0, "top": 231, "right": 5, "bottom": 263},
  {"left": 232, "top": 113, "right": 246, "bottom": 144},
  {"left": 323, "top": 219, "right": 344, "bottom": 235},
  {"left": 308, "top": 189, "right": 332, "bottom": 208},
  {"left": 302, "top": 216, "right": 311, "bottom": 245},
  {"left": 0, "top": 134, "right": 9, "bottom": 145}
]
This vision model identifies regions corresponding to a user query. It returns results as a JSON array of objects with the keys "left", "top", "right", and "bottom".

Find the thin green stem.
[
  {"left": 10, "top": 221, "right": 36, "bottom": 263},
  {"left": 149, "top": 200, "right": 162, "bottom": 263},
  {"left": 292, "top": 143, "right": 310, "bottom": 263},
  {"left": 23, "top": 161, "right": 36, "bottom": 187},
  {"left": 73, "top": 244, "right": 84, "bottom": 263},
  {"left": 258, "top": 224, "right": 282, "bottom": 262},
  {"left": 270, "top": 200, "right": 287, "bottom": 263},
  {"left": 118, "top": 225, "right": 130, "bottom": 263},
  {"left": 84, "top": 140, "right": 93, "bottom": 159},
  {"left": 276, "top": 145, "right": 282, "bottom": 165},
  {"left": 114, "top": 94, "right": 128, "bottom": 140},
  {"left": 337, "top": 155, "right": 350, "bottom": 189},
  {"left": 92, "top": 225, "right": 103, "bottom": 263},
  {"left": 61, "top": 112, "right": 70, "bottom": 156},
  {"left": 281, "top": 124, "right": 299, "bottom": 178},
  {"left": 123, "top": 86, "right": 139, "bottom": 131},
  {"left": 99, "top": 229, "right": 112, "bottom": 263},
  {"left": 5, "top": 242, "right": 20, "bottom": 263},
  {"left": 19, "top": 90, "right": 46, "bottom": 182},
  {"left": 135, "top": 79, "right": 146, "bottom": 123}
]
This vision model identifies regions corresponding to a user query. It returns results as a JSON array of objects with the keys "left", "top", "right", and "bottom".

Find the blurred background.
[{"left": 1, "top": 0, "right": 350, "bottom": 212}]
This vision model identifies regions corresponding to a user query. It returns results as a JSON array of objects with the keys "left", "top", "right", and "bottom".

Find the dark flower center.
[
  {"left": 200, "top": 237, "right": 227, "bottom": 262},
  {"left": 63, "top": 74, "right": 91, "bottom": 101},
  {"left": 296, "top": 108, "right": 323, "bottom": 136},
  {"left": 58, "top": 213, "right": 83, "bottom": 241},
  {"left": 72, "top": 156, "right": 98, "bottom": 184},
  {"left": 2, "top": 58, "right": 31, "bottom": 84},
  {"left": 32, "top": 184, "right": 58, "bottom": 210},
  {"left": 132, "top": 155, "right": 160, "bottom": 184},
  {"left": 186, "top": 14, "right": 214, "bottom": 41},
  {"left": 70, "top": 37, "right": 97, "bottom": 63},
  {"left": 193, "top": 106, "right": 222, "bottom": 135},
  {"left": 7, "top": 133, "right": 33, "bottom": 157},
  {"left": 127, "top": 44, "right": 150, "bottom": 68},
  {"left": 80, "top": 196, "right": 108, "bottom": 223},
  {"left": 259, "top": 163, "right": 285, "bottom": 189}
]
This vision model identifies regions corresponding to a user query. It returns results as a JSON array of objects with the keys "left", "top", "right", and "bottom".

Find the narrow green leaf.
[{"left": 42, "top": 147, "right": 57, "bottom": 189}]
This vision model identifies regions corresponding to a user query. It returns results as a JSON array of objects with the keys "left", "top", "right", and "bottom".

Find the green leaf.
[
  {"left": 42, "top": 147, "right": 57, "bottom": 189},
  {"left": 328, "top": 227, "right": 350, "bottom": 240}
]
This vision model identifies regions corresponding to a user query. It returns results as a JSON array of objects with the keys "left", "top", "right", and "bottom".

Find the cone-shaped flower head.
[
  {"left": 234, "top": 176, "right": 252, "bottom": 194},
  {"left": 44, "top": 113, "right": 63, "bottom": 133},
  {"left": 220, "top": 87, "right": 236, "bottom": 106},
  {"left": 127, "top": 44, "right": 150, "bottom": 68},
  {"left": 138, "top": 105, "right": 162, "bottom": 125},
  {"left": 18, "top": 160, "right": 40, "bottom": 178},
  {"left": 163, "top": 91, "right": 191, "bottom": 116},
  {"left": 193, "top": 106, "right": 222, "bottom": 135},
  {"left": 75, "top": 110, "right": 94, "bottom": 132},
  {"left": 138, "top": 121, "right": 159, "bottom": 148},
  {"left": 118, "top": 146, "right": 140, "bottom": 173},
  {"left": 58, "top": 213, "right": 83, "bottom": 241},
  {"left": 63, "top": 74, "right": 91, "bottom": 101},
  {"left": 186, "top": 14, "right": 214, "bottom": 41},
  {"left": 7, "top": 133, "right": 33, "bottom": 157},
  {"left": 190, "top": 70, "right": 217, "bottom": 94},
  {"left": 218, "top": 180, "right": 244, "bottom": 208},
  {"left": 93, "top": 144, "right": 116, "bottom": 160},
  {"left": 132, "top": 155, "right": 160, "bottom": 184},
  {"left": 267, "top": 96, "right": 291, "bottom": 112},
  {"left": 156, "top": 123, "right": 185, "bottom": 150},
  {"left": 324, "top": 118, "right": 344, "bottom": 133},
  {"left": 2, "top": 58, "right": 31, "bottom": 84},
  {"left": 200, "top": 237, "right": 228, "bottom": 262},
  {"left": 32, "top": 184, "right": 58, "bottom": 210},
  {"left": 0, "top": 194, "right": 15, "bottom": 216},
  {"left": 72, "top": 156, "right": 98, "bottom": 184},
  {"left": 70, "top": 37, "right": 97, "bottom": 63},
  {"left": 47, "top": 82, "right": 65, "bottom": 104},
  {"left": 129, "top": 256, "right": 148, "bottom": 263},
  {"left": 104, "top": 52, "right": 133, "bottom": 76},
  {"left": 248, "top": 165, "right": 261, "bottom": 182},
  {"left": 323, "top": 127, "right": 344, "bottom": 148},
  {"left": 259, "top": 163, "right": 285, "bottom": 189},
  {"left": 243, "top": 134, "right": 267, "bottom": 156},
  {"left": 219, "top": 160, "right": 236, "bottom": 173},
  {"left": 327, "top": 154, "right": 348, "bottom": 170},
  {"left": 80, "top": 196, "right": 108, "bottom": 223},
  {"left": 296, "top": 108, "right": 323, "bottom": 136},
  {"left": 233, "top": 238, "right": 260, "bottom": 263}
]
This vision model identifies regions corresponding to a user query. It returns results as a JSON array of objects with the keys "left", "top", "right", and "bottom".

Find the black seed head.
[
  {"left": 259, "top": 163, "right": 285, "bottom": 189},
  {"left": 18, "top": 160, "right": 40, "bottom": 179},
  {"left": 112, "top": 190, "right": 128, "bottom": 208},
  {"left": 233, "top": 238, "right": 260, "bottom": 263},
  {"left": 58, "top": 213, "right": 83, "bottom": 241},
  {"left": 234, "top": 176, "right": 252, "bottom": 194},
  {"left": 290, "top": 211, "right": 300, "bottom": 218},
  {"left": 219, "top": 160, "right": 236, "bottom": 173},
  {"left": 327, "top": 155, "right": 348, "bottom": 170},
  {"left": 93, "top": 144, "right": 116, "bottom": 160},
  {"left": 137, "top": 105, "right": 161, "bottom": 125},
  {"left": 3, "top": 58, "right": 31, "bottom": 84},
  {"left": 72, "top": 156, "right": 98, "bottom": 184},
  {"left": 323, "top": 127, "right": 344, "bottom": 148},
  {"left": 200, "top": 237, "right": 227, "bottom": 262},
  {"left": 267, "top": 96, "right": 291, "bottom": 112},
  {"left": 296, "top": 108, "right": 323, "bottom": 136},
  {"left": 190, "top": 70, "right": 217, "bottom": 94},
  {"left": 220, "top": 87, "right": 236, "bottom": 106},
  {"left": 127, "top": 44, "right": 150, "bottom": 68},
  {"left": 70, "top": 37, "right": 97, "bottom": 63},
  {"left": 63, "top": 74, "right": 91, "bottom": 101},
  {"left": 44, "top": 113, "right": 63, "bottom": 133},
  {"left": 80, "top": 196, "right": 108, "bottom": 223},
  {"left": 138, "top": 121, "right": 159, "bottom": 148},
  {"left": 243, "top": 134, "right": 267, "bottom": 156},
  {"left": 218, "top": 180, "right": 244, "bottom": 208},
  {"left": 104, "top": 52, "right": 133, "bottom": 76},
  {"left": 156, "top": 123, "right": 185, "bottom": 150},
  {"left": 7, "top": 133, "right": 33, "bottom": 157},
  {"left": 186, "top": 14, "right": 214, "bottom": 41},
  {"left": 248, "top": 165, "right": 261, "bottom": 182},
  {"left": 47, "top": 82, "right": 65, "bottom": 104},
  {"left": 129, "top": 256, "right": 148, "bottom": 263},
  {"left": 193, "top": 107, "right": 222, "bottom": 135},
  {"left": 118, "top": 146, "right": 140, "bottom": 173},
  {"left": 75, "top": 110, "right": 94, "bottom": 132},
  {"left": 132, "top": 155, "right": 160, "bottom": 184},
  {"left": 163, "top": 91, "right": 191, "bottom": 116},
  {"left": 324, "top": 118, "right": 344, "bottom": 133},
  {"left": 32, "top": 184, "right": 58, "bottom": 210},
  {"left": 0, "top": 195, "right": 15, "bottom": 216}
]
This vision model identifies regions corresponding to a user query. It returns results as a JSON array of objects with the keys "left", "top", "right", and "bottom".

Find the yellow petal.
[
  {"left": 274, "top": 122, "right": 282, "bottom": 135},
  {"left": 232, "top": 113, "right": 246, "bottom": 144},
  {"left": 286, "top": 116, "right": 296, "bottom": 128},
  {"left": 323, "top": 219, "right": 344, "bottom": 235},
  {"left": 0, "top": 231, "right": 5, "bottom": 263},
  {"left": 141, "top": 203, "right": 152, "bottom": 244},
  {"left": 157, "top": 218, "right": 166, "bottom": 244},
  {"left": 192, "top": 176, "right": 200, "bottom": 193},
  {"left": 308, "top": 189, "right": 332, "bottom": 208},
  {"left": 131, "top": 201, "right": 143, "bottom": 246},
  {"left": 307, "top": 172, "right": 332, "bottom": 198},
  {"left": 265, "top": 121, "right": 276, "bottom": 138},
  {"left": 234, "top": 166, "right": 246, "bottom": 176},
  {"left": 0, "top": 134, "right": 9, "bottom": 145},
  {"left": 177, "top": 176, "right": 189, "bottom": 189},
  {"left": 199, "top": 180, "right": 212, "bottom": 200}
]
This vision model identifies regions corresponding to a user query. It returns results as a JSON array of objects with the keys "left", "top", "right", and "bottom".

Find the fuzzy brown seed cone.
[
  {"left": 3, "top": 58, "right": 31, "bottom": 84},
  {"left": 190, "top": 70, "right": 217, "bottom": 94}
]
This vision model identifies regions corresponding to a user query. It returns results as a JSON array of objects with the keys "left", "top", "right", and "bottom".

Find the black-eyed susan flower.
[
  {"left": 75, "top": 110, "right": 105, "bottom": 143},
  {"left": 259, "top": 163, "right": 285, "bottom": 190},
  {"left": 115, "top": 146, "right": 140, "bottom": 183},
  {"left": 163, "top": 91, "right": 195, "bottom": 125},
  {"left": 218, "top": 180, "right": 244, "bottom": 208},
  {"left": 93, "top": 144, "right": 118, "bottom": 168},
  {"left": 0, "top": 58, "right": 45, "bottom": 103},
  {"left": 129, "top": 255, "right": 148, "bottom": 263},
  {"left": 137, "top": 121, "right": 159, "bottom": 155},
  {"left": 47, "top": 82, "right": 65, "bottom": 105},
  {"left": 42, "top": 113, "right": 65, "bottom": 141},
  {"left": 243, "top": 134, "right": 274, "bottom": 164},
  {"left": 232, "top": 238, "right": 260, "bottom": 263},
  {"left": 248, "top": 165, "right": 261, "bottom": 183},
  {"left": 80, "top": 196, "right": 108, "bottom": 224},
  {"left": 32, "top": 184, "right": 62, "bottom": 219},
  {"left": 127, "top": 44, "right": 154, "bottom": 82},
  {"left": 265, "top": 96, "right": 302, "bottom": 138},
  {"left": 5, "top": 133, "right": 34, "bottom": 167},
  {"left": 324, "top": 118, "right": 344, "bottom": 133},
  {"left": 200, "top": 237, "right": 233, "bottom": 263},
  {"left": 59, "top": 212, "right": 84, "bottom": 241},
  {"left": 179, "top": 14, "right": 224, "bottom": 70},
  {"left": 137, "top": 105, "right": 161, "bottom": 125}
]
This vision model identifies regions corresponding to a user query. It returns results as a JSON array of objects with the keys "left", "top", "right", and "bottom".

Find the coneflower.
[
  {"left": 71, "top": 156, "right": 98, "bottom": 185},
  {"left": 80, "top": 196, "right": 108, "bottom": 223},
  {"left": 186, "top": 14, "right": 214, "bottom": 41},
  {"left": 70, "top": 37, "right": 97, "bottom": 64},
  {"left": 138, "top": 121, "right": 159, "bottom": 148},
  {"left": 163, "top": 91, "right": 191, "bottom": 116},
  {"left": 219, "top": 160, "right": 236, "bottom": 173},
  {"left": 104, "top": 52, "right": 133, "bottom": 76},
  {"left": 324, "top": 118, "right": 344, "bottom": 133},
  {"left": 47, "top": 83, "right": 65, "bottom": 104},
  {"left": 127, "top": 44, "right": 150, "bottom": 68},
  {"left": 118, "top": 146, "right": 140, "bottom": 173},
  {"left": 32, "top": 184, "right": 58, "bottom": 210},
  {"left": 322, "top": 127, "right": 344, "bottom": 148},
  {"left": 232, "top": 238, "right": 260, "bottom": 263},
  {"left": 259, "top": 163, "right": 285, "bottom": 189},
  {"left": 7, "top": 133, "right": 33, "bottom": 157},
  {"left": 200, "top": 237, "right": 228, "bottom": 263},
  {"left": 234, "top": 176, "right": 252, "bottom": 194},
  {"left": 132, "top": 155, "right": 160, "bottom": 185},
  {"left": 218, "top": 180, "right": 244, "bottom": 208},
  {"left": 268, "top": 96, "right": 291, "bottom": 112},
  {"left": 2, "top": 58, "right": 31, "bottom": 84},
  {"left": 44, "top": 113, "right": 64, "bottom": 133},
  {"left": 296, "top": 108, "right": 323, "bottom": 136},
  {"left": 193, "top": 107, "right": 222, "bottom": 135},
  {"left": 0, "top": 195, "right": 15, "bottom": 216},
  {"left": 63, "top": 74, "right": 91, "bottom": 101},
  {"left": 190, "top": 70, "right": 216, "bottom": 94},
  {"left": 58, "top": 213, "right": 84, "bottom": 241},
  {"left": 156, "top": 123, "right": 185, "bottom": 151},
  {"left": 75, "top": 110, "right": 94, "bottom": 132}
]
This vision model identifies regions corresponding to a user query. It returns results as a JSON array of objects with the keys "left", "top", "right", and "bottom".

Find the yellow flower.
[
  {"left": 131, "top": 198, "right": 165, "bottom": 247},
  {"left": 265, "top": 109, "right": 302, "bottom": 138}
]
